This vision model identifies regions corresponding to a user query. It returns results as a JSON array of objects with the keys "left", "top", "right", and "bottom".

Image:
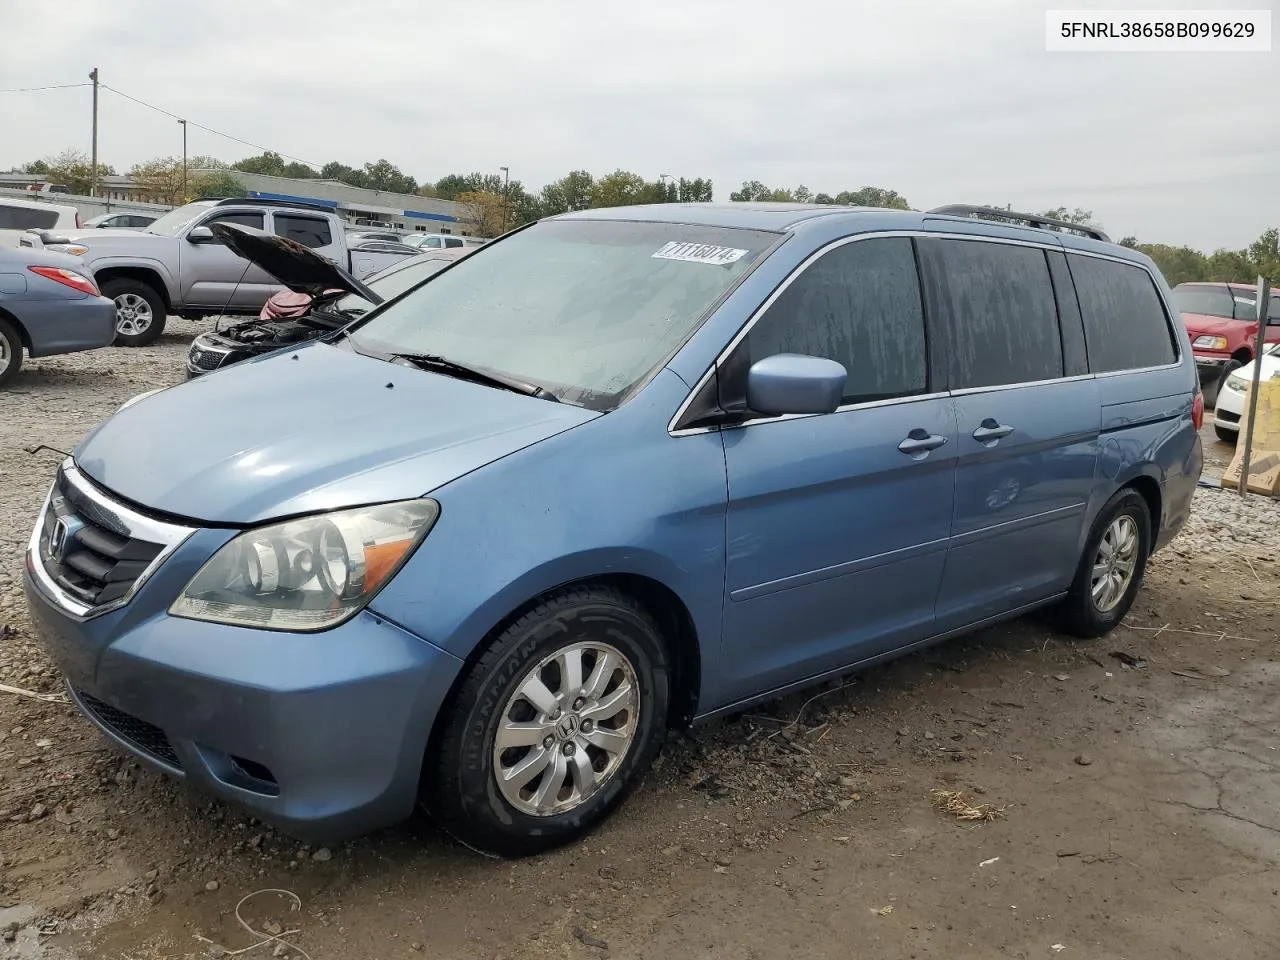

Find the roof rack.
[
  {"left": 927, "top": 204, "right": 1110, "bottom": 243},
  {"left": 212, "top": 197, "right": 333, "bottom": 213}
]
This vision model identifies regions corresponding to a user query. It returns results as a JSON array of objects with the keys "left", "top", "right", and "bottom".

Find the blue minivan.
[{"left": 24, "top": 203, "right": 1203, "bottom": 856}]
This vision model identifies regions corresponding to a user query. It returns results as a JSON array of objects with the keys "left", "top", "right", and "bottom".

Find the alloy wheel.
[
  {"left": 1091, "top": 514, "right": 1139, "bottom": 612},
  {"left": 493, "top": 640, "right": 639, "bottom": 817},
  {"left": 114, "top": 293, "right": 154, "bottom": 337}
]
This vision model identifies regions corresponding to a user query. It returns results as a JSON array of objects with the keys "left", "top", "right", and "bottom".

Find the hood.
[
  {"left": 1181, "top": 312, "right": 1248, "bottom": 337},
  {"left": 209, "top": 222, "right": 378, "bottom": 301},
  {"left": 1235, "top": 350, "right": 1280, "bottom": 383},
  {"left": 74, "top": 342, "right": 598, "bottom": 524}
]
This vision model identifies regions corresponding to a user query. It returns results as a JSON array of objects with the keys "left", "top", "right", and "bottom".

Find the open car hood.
[{"left": 209, "top": 222, "right": 381, "bottom": 302}]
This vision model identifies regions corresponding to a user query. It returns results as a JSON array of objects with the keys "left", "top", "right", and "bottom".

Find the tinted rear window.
[
  {"left": 921, "top": 238, "right": 1063, "bottom": 389},
  {"left": 1070, "top": 255, "right": 1177, "bottom": 373},
  {"left": 275, "top": 215, "right": 333, "bottom": 248},
  {"left": 0, "top": 204, "right": 59, "bottom": 230}
]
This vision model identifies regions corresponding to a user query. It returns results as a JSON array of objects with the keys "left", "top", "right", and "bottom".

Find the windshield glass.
[
  {"left": 1174, "top": 284, "right": 1273, "bottom": 321},
  {"left": 348, "top": 219, "right": 776, "bottom": 408},
  {"left": 146, "top": 202, "right": 214, "bottom": 237},
  {"left": 329, "top": 257, "right": 456, "bottom": 317}
]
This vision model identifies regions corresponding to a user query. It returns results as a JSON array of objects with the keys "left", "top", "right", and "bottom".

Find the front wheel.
[
  {"left": 0, "top": 315, "right": 23, "bottom": 388},
  {"left": 1056, "top": 488, "right": 1151, "bottom": 638},
  {"left": 102, "top": 278, "right": 167, "bottom": 347},
  {"left": 427, "top": 586, "right": 670, "bottom": 858}
]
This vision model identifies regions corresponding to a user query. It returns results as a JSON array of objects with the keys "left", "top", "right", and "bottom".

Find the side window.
[
  {"left": 274, "top": 214, "right": 333, "bottom": 249},
  {"left": 1269, "top": 295, "right": 1280, "bottom": 321},
  {"left": 0, "top": 205, "right": 59, "bottom": 230},
  {"left": 205, "top": 211, "right": 264, "bottom": 231},
  {"left": 1068, "top": 254, "right": 1177, "bottom": 372},
  {"left": 444, "top": 237, "right": 464, "bottom": 248},
  {"left": 745, "top": 237, "right": 928, "bottom": 405},
  {"left": 920, "top": 238, "right": 1062, "bottom": 389},
  {"left": 425, "top": 237, "right": 443, "bottom": 248}
]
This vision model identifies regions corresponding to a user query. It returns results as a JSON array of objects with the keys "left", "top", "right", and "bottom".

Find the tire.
[
  {"left": 1214, "top": 425, "right": 1239, "bottom": 445},
  {"left": 0, "top": 315, "right": 23, "bottom": 388},
  {"left": 102, "top": 278, "right": 167, "bottom": 347},
  {"left": 427, "top": 585, "right": 671, "bottom": 858},
  {"left": 1056, "top": 488, "right": 1152, "bottom": 639}
]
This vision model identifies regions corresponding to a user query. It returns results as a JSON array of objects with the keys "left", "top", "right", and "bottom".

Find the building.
[
  {"left": 0, "top": 172, "right": 149, "bottom": 202},
  {"left": 195, "top": 170, "right": 473, "bottom": 236}
]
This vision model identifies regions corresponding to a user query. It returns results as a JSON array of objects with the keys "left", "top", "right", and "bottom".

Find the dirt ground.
[{"left": 2, "top": 325, "right": 1279, "bottom": 960}]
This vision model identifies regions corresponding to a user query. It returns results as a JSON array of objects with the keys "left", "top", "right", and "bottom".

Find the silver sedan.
[{"left": 0, "top": 246, "right": 117, "bottom": 388}]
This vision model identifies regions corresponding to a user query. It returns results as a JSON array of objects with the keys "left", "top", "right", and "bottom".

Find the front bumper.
[
  {"left": 1213, "top": 383, "right": 1246, "bottom": 432},
  {"left": 23, "top": 517, "right": 463, "bottom": 841}
]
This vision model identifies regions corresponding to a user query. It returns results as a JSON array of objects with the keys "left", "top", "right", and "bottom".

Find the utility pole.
[
  {"left": 499, "top": 165, "right": 510, "bottom": 234},
  {"left": 178, "top": 119, "right": 188, "bottom": 200},
  {"left": 89, "top": 67, "right": 99, "bottom": 197}
]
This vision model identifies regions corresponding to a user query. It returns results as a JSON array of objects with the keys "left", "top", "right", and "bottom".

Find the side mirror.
[
  {"left": 187, "top": 226, "right": 215, "bottom": 244},
  {"left": 746, "top": 354, "right": 847, "bottom": 416}
]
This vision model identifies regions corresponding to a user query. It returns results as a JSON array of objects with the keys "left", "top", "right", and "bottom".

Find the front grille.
[
  {"left": 75, "top": 688, "right": 182, "bottom": 769},
  {"left": 188, "top": 345, "right": 226, "bottom": 371},
  {"left": 38, "top": 469, "right": 164, "bottom": 608},
  {"left": 1217, "top": 409, "right": 1240, "bottom": 424}
]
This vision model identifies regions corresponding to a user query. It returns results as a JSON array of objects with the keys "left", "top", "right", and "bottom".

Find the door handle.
[
  {"left": 898, "top": 429, "right": 949, "bottom": 456},
  {"left": 972, "top": 419, "right": 1014, "bottom": 444}
]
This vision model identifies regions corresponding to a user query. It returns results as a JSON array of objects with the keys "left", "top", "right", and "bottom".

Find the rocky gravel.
[{"left": 1, "top": 333, "right": 1278, "bottom": 959}]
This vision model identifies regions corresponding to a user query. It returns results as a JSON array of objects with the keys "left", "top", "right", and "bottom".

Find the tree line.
[{"left": 10, "top": 151, "right": 1277, "bottom": 283}]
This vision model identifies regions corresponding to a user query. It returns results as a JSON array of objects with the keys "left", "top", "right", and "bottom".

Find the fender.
[{"left": 88, "top": 257, "right": 180, "bottom": 307}]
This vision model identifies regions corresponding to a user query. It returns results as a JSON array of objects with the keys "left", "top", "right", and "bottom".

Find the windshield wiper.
[{"left": 389, "top": 353, "right": 559, "bottom": 401}]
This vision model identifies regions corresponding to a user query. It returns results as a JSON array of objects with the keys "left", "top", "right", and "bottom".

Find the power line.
[
  {"left": 0, "top": 82, "right": 91, "bottom": 93},
  {"left": 100, "top": 83, "right": 322, "bottom": 168}
]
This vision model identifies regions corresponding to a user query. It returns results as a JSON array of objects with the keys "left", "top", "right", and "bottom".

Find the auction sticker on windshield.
[{"left": 653, "top": 241, "right": 749, "bottom": 266}]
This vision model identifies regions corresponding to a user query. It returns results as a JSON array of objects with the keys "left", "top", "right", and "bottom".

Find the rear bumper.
[
  {"left": 23, "top": 560, "right": 463, "bottom": 841},
  {"left": 23, "top": 296, "right": 117, "bottom": 357}
]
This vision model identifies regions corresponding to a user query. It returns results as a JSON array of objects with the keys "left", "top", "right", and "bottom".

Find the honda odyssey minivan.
[{"left": 24, "top": 203, "right": 1203, "bottom": 857}]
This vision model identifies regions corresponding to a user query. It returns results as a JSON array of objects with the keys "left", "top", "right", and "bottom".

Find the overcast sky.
[{"left": 1, "top": 0, "right": 1274, "bottom": 250}]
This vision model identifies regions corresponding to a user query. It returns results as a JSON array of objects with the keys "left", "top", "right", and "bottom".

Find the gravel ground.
[{"left": 2, "top": 334, "right": 1279, "bottom": 960}]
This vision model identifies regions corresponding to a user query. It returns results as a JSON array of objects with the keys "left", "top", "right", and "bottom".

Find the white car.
[
  {"left": 0, "top": 196, "right": 81, "bottom": 247},
  {"left": 1213, "top": 342, "right": 1280, "bottom": 443},
  {"left": 404, "top": 233, "right": 485, "bottom": 250}
]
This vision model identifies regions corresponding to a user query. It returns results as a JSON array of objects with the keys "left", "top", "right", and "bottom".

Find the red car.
[{"left": 1173, "top": 281, "right": 1280, "bottom": 402}]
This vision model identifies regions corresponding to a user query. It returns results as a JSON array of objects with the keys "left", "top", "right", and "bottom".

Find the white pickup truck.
[{"left": 22, "top": 198, "right": 418, "bottom": 346}]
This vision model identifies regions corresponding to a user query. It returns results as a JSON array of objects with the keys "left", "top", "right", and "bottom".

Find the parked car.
[
  {"left": 1173, "top": 281, "right": 1280, "bottom": 405},
  {"left": 23, "top": 203, "right": 1202, "bottom": 857},
  {"left": 186, "top": 229, "right": 471, "bottom": 378},
  {"left": 404, "top": 233, "right": 485, "bottom": 250},
  {"left": 0, "top": 196, "right": 82, "bottom": 248},
  {"left": 84, "top": 212, "right": 159, "bottom": 230},
  {"left": 346, "top": 230, "right": 404, "bottom": 245},
  {"left": 0, "top": 246, "right": 116, "bottom": 388},
  {"left": 20, "top": 199, "right": 419, "bottom": 347},
  {"left": 1212, "top": 341, "right": 1280, "bottom": 442}
]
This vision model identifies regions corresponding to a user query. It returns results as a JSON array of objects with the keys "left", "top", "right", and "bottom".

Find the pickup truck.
[
  {"left": 1173, "top": 281, "right": 1280, "bottom": 406},
  {"left": 21, "top": 198, "right": 419, "bottom": 346}
]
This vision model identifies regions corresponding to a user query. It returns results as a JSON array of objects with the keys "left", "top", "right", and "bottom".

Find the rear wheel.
[
  {"left": 102, "top": 279, "right": 167, "bottom": 347},
  {"left": 1056, "top": 488, "right": 1151, "bottom": 638},
  {"left": 427, "top": 585, "right": 670, "bottom": 858},
  {"left": 0, "top": 316, "right": 23, "bottom": 388}
]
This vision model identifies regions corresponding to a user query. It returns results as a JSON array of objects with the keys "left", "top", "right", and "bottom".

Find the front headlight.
[
  {"left": 1225, "top": 374, "right": 1249, "bottom": 393},
  {"left": 1193, "top": 335, "right": 1228, "bottom": 350},
  {"left": 170, "top": 499, "right": 439, "bottom": 631},
  {"left": 47, "top": 243, "right": 90, "bottom": 257}
]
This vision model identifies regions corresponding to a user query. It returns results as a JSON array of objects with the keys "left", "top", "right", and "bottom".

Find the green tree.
[
  {"left": 320, "top": 161, "right": 368, "bottom": 188},
  {"left": 833, "top": 187, "right": 911, "bottom": 209},
  {"left": 1247, "top": 228, "right": 1280, "bottom": 279},
  {"left": 435, "top": 172, "right": 504, "bottom": 200},
  {"left": 233, "top": 151, "right": 287, "bottom": 176},
  {"left": 128, "top": 157, "right": 188, "bottom": 205},
  {"left": 590, "top": 169, "right": 648, "bottom": 208},
  {"left": 361, "top": 159, "right": 417, "bottom": 194},
  {"left": 193, "top": 169, "right": 247, "bottom": 200},
  {"left": 677, "top": 177, "right": 713, "bottom": 202},
  {"left": 22, "top": 159, "right": 51, "bottom": 175},
  {"left": 540, "top": 170, "right": 595, "bottom": 215},
  {"left": 729, "top": 180, "right": 773, "bottom": 202},
  {"left": 1039, "top": 206, "right": 1095, "bottom": 225}
]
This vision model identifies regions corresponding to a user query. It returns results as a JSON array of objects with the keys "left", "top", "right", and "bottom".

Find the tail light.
[
  {"left": 1192, "top": 390, "right": 1205, "bottom": 430},
  {"left": 28, "top": 266, "right": 100, "bottom": 297}
]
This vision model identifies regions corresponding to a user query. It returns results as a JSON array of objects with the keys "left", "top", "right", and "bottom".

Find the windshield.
[
  {"left": 329, "top": 257, "right": 456, "bottom": 318},
  {"left": 145, "top": 202, "right": 214, "bottom": 237},
  {"left": 1174, "top": 284, "right": 1274, "bottom": 321},
  {"left": 349, "top": 219, "right": 776, "bottom": 409}
]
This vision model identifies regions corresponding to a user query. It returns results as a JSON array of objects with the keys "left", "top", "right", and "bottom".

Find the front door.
[
  {"left": 180, "top": 210, "right": 274, "bottom": 310},
  {"left": 717, "top": 236, "right": 957, "bottom": 707},
  {"left": 918, "top": 237, "right": 1100, "bottom": 630}
]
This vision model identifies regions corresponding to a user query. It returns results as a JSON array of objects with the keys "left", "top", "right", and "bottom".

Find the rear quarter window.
[
  {"left": 275, "top": 215, "right": 333, "bottom": 249},
  {"left": 0, "top": 205, "right": 59, "bottom": 230},
  {"left": 1069, "top": 255, "right": 1177, "bottom": 373}
]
